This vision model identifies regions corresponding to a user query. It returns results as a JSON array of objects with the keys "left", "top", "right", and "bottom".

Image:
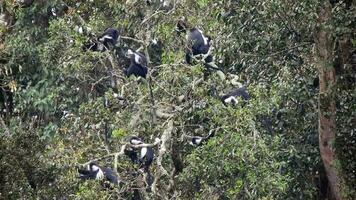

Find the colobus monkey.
[
  {"left": 103, "top": 96, "right": 109, "bottom": 108},
  {"left": 127, "top": 136, "right": 154, "bottom": 171},
  {"left": 220, "top": 87, "right": 250, "bottom": 106},
  {"left": 160, "top": 0, "right": 171, "bottom": 8},
  {"left": 82, "top": 38, "right": 104, "bottom": 52},
  {"left": 124, "top": 148, "right": 139, "bottom": 164},
  {"left": 83, "top": 28, "right": 119, "bottom": 52},
  {"left": 51, "top": 7, "right": 57, "bottom": 17},
  {"left": 148, "top": 39, "right": 164, "bottom": 67},
  {"left": 130, "top": 136, "right": 144, "bottom": 145},
  {"left": 78, "top": 163, "right": 119, "bottom": 185},
  {"left": 47, "top": 3, "right": 68, "bottom": 18},
  {"left": 98, "top": 28, "right": 119, "bottom": 50},
  {"left": 176, "top": 17, "right": 219, "bottom": 70},
  {"left": 190, "top": 130, "right": 215, "bottom": 146},
  {"left": 124, "top": 49, "right": 148, "bottom": 78},
  {"left": 102, "top": 94, "right": 125, "bottom": 109},
  {"left": 124, "top": 136, "right": 143, "bottom": 164},
  {"left": 146, "top": 0, "right": 170, "bottom": 8},
  {"left": 139, "top": 146, "right": 154, "bottom": 171}
]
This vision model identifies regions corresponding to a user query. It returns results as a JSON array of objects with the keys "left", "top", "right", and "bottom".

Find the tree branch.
[
  {"left": 120, "top": 36, "right": 145, "bottom": 44},
  {"left": 152, "top": 120, "right": 174, "bottom": 195}
]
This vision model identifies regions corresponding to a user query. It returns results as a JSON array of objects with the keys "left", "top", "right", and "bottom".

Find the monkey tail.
[
  {"left": 147, "top": 76, "right": 156, "bottom": 123},
  {"left": 104, "top": 122, "right": 109, "bottom": 144},
  {"left": 148, "top": 76, "right": 155, "bottom": 107}
]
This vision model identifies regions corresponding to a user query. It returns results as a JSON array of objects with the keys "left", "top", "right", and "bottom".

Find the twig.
[
  {"left": 90, "top": 76, "right": 110, "bottom": 92},
  {"left": 141, "top": 0, "right": 177, "bottom": 26},
  {"left": 120, "top": 36, "right": 145, "bottom": 44},
  {"left": 141, "top": 8, "right": 163, "bottom": 25},
  {"left": 114, "top": 145, "right": 127, "bottom": 172}
]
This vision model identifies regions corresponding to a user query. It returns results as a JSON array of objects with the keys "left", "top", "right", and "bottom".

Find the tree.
[
  {"left": 314, "top": 1, "right": 345, "bottom": 199},
  {"left": 1, "top": 0, "right": 355, "bottom": 199}
]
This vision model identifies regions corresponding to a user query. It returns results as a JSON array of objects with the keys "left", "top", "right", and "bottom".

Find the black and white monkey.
[
  {"left": 148, "top": 38, "right": 164, "bottom": 67},
  {"left": 83, "top": 28, "right": 119, "bottom": 52},
  {"left": 82, "top": 38, "right": 101, "bottom": 52},
  {"left": 78, "top": 163, "right": 119, "bottom": 185},
  {"left": 139, "top": 146, "right": 154, "bottom": 171},
  {"left": 190, "top": 129, "right": 215, "bottom": 146},
  {"left": 220, "top": 86, "right": 250, "bottom": 106},
  {"left": 124, "top": 49, "right": 148, "bottom": 78},
  {"left": 47, "top": 2, "right": 68, "bottom": 18},
  {"left": 130, "top": 136, "right": 144, "bottom": 145},
  {"left": 124, "top": 148, "right": 139, "bottom": 164},
  {"left": 124, "top": 136, "right": 154, "bottom": 171},
  {"left": 176, "top": 17, "right": 219, "bottom": 70},
  {"left": 124, "top": 136, "right": 143, "bottom": 164},
  {"left": 98, "top": 28, "right": 119, "bottom": 50},
  {"left": 146, "top": 0, "right": 171, "bottom": 9}
]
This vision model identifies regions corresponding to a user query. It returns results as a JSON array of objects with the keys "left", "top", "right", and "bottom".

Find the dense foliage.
[{"left": 0, "top": 0, "right": 354, "bottom": 199}]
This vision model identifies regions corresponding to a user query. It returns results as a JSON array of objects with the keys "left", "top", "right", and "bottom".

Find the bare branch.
[
  {"left": 114, "top": 145, "right": 127, "bottom": 172},
  {"left": 152, "top": 120, "right": 174, "bottom": 194},
  {"left": 120, "top": 36, "right": 145, "bottom": 44},
  {"left": 155, "top": 109, "right": 174, "bottom": 119}
]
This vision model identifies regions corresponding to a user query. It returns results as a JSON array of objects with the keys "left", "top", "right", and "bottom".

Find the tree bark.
[{"left": 314, "top": 1, "right": 343, "bottom": 199}]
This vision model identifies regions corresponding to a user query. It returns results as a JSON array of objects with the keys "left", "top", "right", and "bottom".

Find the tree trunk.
[{"left": 314, "top": 1, "right": 343, "bottom": 199}]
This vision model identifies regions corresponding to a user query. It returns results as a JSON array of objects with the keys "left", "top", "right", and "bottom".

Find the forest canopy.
[{"left": 0, "top": 0, "right": 355, "bottom": 199}]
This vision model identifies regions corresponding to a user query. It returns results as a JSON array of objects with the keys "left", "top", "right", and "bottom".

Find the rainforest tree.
[{"left": 0, "top": 0, "right": 354, "bottom": 199}]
